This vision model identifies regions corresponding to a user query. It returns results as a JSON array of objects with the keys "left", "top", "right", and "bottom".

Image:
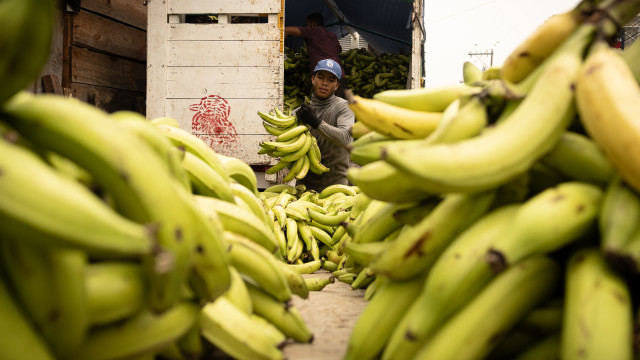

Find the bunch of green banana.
[
  {"left": 258, "top": 107, "right": 330, "bottom": 181},
  {"left": 0, "top": 0, "right": 56, "bottom": 106},
  {"left": 341, "top": 1, "right": 640, "bottom": 359},
  {"left": 0, "top": 90, "right": 325, "bottom": 359},
  {"left": 283, "top": 45, "right": 311, "bottom": 112},
  {"left": 283, "top": 46, "right": 410, "bottom": 108},
  {"left": 259, "top": 183, "right": 361, "bottom": 268},
  {"left": 340, "top": 48, "right": 411, "bottom": 98}
]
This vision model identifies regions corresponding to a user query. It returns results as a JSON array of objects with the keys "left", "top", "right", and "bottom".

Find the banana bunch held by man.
[{"left": 258, "top": 108, "right": 329, "bottom": 182}]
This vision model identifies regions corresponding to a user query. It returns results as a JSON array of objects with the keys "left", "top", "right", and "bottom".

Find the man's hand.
[{"left": 296, "top": 104, "right": 321, "bottom": 128}]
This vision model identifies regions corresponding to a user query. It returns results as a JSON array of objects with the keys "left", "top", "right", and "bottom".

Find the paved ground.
[{"left": 282, "top": 270, "right": 369, "bottom": 360}]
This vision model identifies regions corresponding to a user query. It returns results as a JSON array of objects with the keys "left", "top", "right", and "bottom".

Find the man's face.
[{"left": 311, "top": 70, "right": 339, "bottom": 100}]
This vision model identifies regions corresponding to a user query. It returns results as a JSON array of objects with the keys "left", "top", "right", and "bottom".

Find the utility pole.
[{"left": 467, "top": 49, "right": 494, "bottom": 70}]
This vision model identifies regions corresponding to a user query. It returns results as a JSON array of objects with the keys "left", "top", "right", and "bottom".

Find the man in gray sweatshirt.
[{"left": 295, "top": 59, "right": 354, "bottom": 192}]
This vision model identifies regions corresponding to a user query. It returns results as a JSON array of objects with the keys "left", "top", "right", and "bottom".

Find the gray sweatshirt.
[{"left": 297, "top": 94, "right": 354, "bottom": 192}]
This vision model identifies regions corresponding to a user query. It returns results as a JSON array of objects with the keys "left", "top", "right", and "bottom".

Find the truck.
[{"left": 30, "top": 1, "right": 424, "bottom": 189}]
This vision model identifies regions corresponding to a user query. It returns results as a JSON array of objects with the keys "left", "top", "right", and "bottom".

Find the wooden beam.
[{"left": 42, "top": 74, "right": 64, "bottom": 95}]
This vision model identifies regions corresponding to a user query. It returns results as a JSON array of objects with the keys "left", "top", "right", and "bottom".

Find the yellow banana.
[
  {"left": 486, "top": 181, "right": 602, "bottom": 273},
  {"left": 500, "top": 8, "right": 582, "bottom": 83},
  {"left": 277, "top": 262, "right": 310, "bottom": 299},
  {"left": 307, "top": 135, "right": 330, "bottom": 174},
  {"left": 200, "top": 297, "right": 284, "bottom": 360},
  {"left": 383, "top": 204, "right": 520, "bottom": 360},
  {"left": 414, "top": 256, "right": 560, "bottom": 360},
  {"left": 370, "top": 190, "right": 495, "bottom": 281},
  {"left": 258, "top": 110, "right": 298, "bottom": 128},
  {"left": 245, "top": 282, "right": 313, "bottom": 343},
  {"left": 154, "top": 123, "right": 230, "bottom": 185},
  {"left": 513, "top": 333, "right": 561, "bottom": 360},
  {"left": 216, "top": 153, "right": 259, "bottom": 194},
  {"left": 224, "top": 231, "right": 292, "bottom": 302},
  {"left": 279, "top": 133, "right": 312, "bottom": 162},
  {"left": 222, "top": 265, "right": 253, "bottom": 315},
  {"left": 193, "top": 195, "right": 280, "bottom": 255},
  {"left": 381, "top": 24, "right": 595, "bottom": 194},
  {"left": 1, "top": 241, "right": 88, "bottom": 358},
  {"left": 182, "top": 150, "right": 235, "bottom": 202},
  {"left": 462, "top": 61, "right": 484, "bottom": 84},
  {"left": 112, "top": 111, "right": 191, "bottom": 193},
  {"left": 304, "top": 276, "right": 335, "bottom": 291},
  {"left": 539, "top": 131, "right": 615, "bottom": 187},
  {"left": 347, "top": 160, "right": 435, "bottom": 203},
  {"left": 561, "top": 248, "right": 633, "bottom": 360},
  {"left": 230, "top": 182, "right": 273, "bottom": 229},
  {"left": 4, "top": 93, "right": 201, "bottom": 312},
  {"left": 0, "top": 275, "right": 56, "bottom": 360},
  {"left": 0, "top": 136, "right": 154, "bottom": 258},
  {"left": 347, "top": 91, "right": 443, "bottom": 139},
  {"left": 599, "top": 176, "right": 640, "bottom": 261},
  {"left": 576, "top": 39, "right": 640, "bottom": 194},
  {"left": 422, "top": 95, "right": 488, "bottom": 145},
  {"left": 373, "top": 83, "right": 481, "bottom": 112},
  {"left": 85, "top": 261, "right": 146, "bottom": 326},
  {"left": 74, "top": 302, "right": 199, "bottom": 360},
  {"left": 350, "top": 120, "right": 374, "bottom": 138}
]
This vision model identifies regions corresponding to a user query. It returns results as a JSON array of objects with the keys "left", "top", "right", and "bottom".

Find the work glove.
[{"left": 296, "top": 103, "right": 321, "bottom": 129}]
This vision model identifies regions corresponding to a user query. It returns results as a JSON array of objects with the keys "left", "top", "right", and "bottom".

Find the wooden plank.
[
  {"left": 68, "top": 83, "right": 145, "bottom": 114},
  {"left": 81, "top": 0, "right": 147, "bottom": 30},
  {"left": 166, "top": 98, "right": 279, "bottom": 134},
  {"left": 168, "top": 0, "right": 280, "bottom": 15},
  {"left": 146, "top": 0, "right": 168, "bottom": 119},
  {"left": 42, "top": 74, "right": 63, "bottom": 95},
  {"left": 71, "top": 46, "right": 145, "bottom": 92},
  {"left": 71, "top": 10, "right": 146, "bottom": 61},
  {"left": 33, "top": 8, "right": 65, "bottom": 94},
  {"left": 166, "top": 67, "right": 280, "bottom": 99},
  {"left": 168, "top": 22, "right": 279, "bottom": 41},
  {"left": 168, "top": 40, "right": 279, "bottom": 67},
  {"left": 409, "top": 0, "right": 424, "bottom": 89},
  {"left": 195, "top": 134, "right": 275, "bottom": 164}
]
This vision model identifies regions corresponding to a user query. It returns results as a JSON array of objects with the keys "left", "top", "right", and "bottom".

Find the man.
[
  {"left": 285, "top": 12, "right": 346, "bottom": 98},
  {"left": 295, "top": 59, "right": 354, "bottom": 193}
]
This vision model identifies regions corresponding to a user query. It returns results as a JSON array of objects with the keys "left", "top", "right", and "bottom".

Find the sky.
[{"left": 423, "top": 0, "right": 583, "bottom": 87}]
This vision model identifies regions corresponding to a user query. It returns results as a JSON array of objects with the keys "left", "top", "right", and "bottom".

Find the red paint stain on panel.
[{"left": 190, "top": 95, "right": 240, "bottom": 154}]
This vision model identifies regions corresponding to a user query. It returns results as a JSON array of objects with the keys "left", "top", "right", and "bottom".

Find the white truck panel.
[
  {"left": 168, "top": 40, "right": 280, "bottom": 67},
  {"left": 147, "top": 0, "right": 283, "bottom": 172},
  {"left": 168, "top": 23, "right": 280, "bottom": 41},
  {"left": 166, "top": 67, "right": 280, "bottom": 99},
  {"left": 168, "top": 0, "right": 280, "bottom": 15}
]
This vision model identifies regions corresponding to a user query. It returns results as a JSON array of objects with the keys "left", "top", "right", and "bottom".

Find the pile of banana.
[
  {"left": 258, "top": 108, "right": 329, "bottom": 181},
  {"left": 258, "top": 183, "right": 358, "bottom": 267},
  {"left": 283, "top": 45, "right": 410, "bottom": 112},
  {"left": 283, "top": 46, "right": 311, "bottom": 112},
  {"left": 0, "top": 89, "right": 330, "bottom": 359},
  {"left": 340, "top": 48, "right": 410, "bottom": 98},
  {"left": 335, "top": 0, "right": 640, "bottom": 359}
]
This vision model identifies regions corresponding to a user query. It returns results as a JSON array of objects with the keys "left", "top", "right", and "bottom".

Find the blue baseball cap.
[{"left": 313, "top": 59, "right": 342, "bottom": 80}]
